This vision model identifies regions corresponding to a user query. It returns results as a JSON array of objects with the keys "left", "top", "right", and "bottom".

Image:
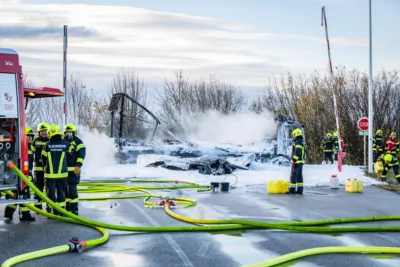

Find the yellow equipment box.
[
  {"left": 267, "top": 180, "right": 289, "bottom": 194},
  {"left": 345, "top": 179, "right": 363, "bottom": 193}
]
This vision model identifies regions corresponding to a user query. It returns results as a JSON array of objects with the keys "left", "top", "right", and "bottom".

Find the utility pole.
[
  {"left": 368, "top": 0, "right": 374, "bottom": 173},
  {"left": 63, "top": 25, "right": 68, "bottom": 126}
]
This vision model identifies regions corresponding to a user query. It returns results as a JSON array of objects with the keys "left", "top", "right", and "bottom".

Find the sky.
[{"left": 1, "top": 0, "right": 399, "bottom": 101}]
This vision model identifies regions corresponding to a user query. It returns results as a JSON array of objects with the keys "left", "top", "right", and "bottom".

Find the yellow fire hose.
[{"left": 4, "top": 161, "right": 400, "bottom": 267}]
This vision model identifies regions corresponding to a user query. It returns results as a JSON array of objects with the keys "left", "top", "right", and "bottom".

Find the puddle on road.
[
  {"left": 334, "top": 235, "right": 400, "bottom": 266},
  {"left": 213, "top": 234, "right": 321, "bottom": 267},
  {"left": 304, "top": 191, "right": 335, "bottom": 196},
  {"left": 213, "top": 234, "right": 274, "bottom": 266},
  {"left": 88, "top": 251, "right": 144, "bottom": 267},
  {"left": 82, "top": 200, "right": 120, "bottom": 211}
]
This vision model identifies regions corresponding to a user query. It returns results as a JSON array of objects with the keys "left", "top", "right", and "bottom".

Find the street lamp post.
[{"left": 368, "top": 0, "right": 374, "bottom": 173}]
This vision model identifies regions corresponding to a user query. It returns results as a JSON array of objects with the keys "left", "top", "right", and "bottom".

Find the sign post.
[{"left": 358, "top": 117, "right": 369, "bottom": 169}]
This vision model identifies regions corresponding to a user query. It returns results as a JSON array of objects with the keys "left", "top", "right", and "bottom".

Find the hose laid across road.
[{"left": 3, "top": 162, "right": 400, "bottom": 267}]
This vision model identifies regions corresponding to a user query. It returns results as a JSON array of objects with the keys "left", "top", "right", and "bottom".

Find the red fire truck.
[{"left": 0, "top": 48, "right": 64, "bottom": 205}]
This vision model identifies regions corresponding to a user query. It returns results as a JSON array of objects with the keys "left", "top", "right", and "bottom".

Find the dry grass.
[{"left": 375, "top": 184, "right": 400, "bottom": 193}]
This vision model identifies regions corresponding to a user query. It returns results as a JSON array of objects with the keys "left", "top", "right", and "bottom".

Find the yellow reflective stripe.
[
  {"left": 31, "top": 146, "right": 36, "bottom": 152},
  {"left": 28, "top": 151, "right": 33, "bottom": 155},
  {"left": 44, "top": 173, "right": 68, "bottom": 178},
  {"left": 295, "top": 145, "right": 302, "bottom": 148},
  {"left": 395, "top": 174, "right": 400, "bottom": 178},
  {"left": 66, "top": 198, "right": 71, "bottom": 202},
  {"left": 68, "top": 144, "right": 75, "bottom": 153},
  {"left": 7, "top": 204, "right": 17, "bottom": 209},
  {"left": 293, "top": 155, "right": 299, "bottom": 160},
  {"left": 33, "top": 166, "right": 44, "bottom": 171},
  {"left": 35, "top": 141, "right": 47, "bottom": 146},
  {"left": 19, "top": 206, "right": 30, "bottom": 212},
  {"left": 70, "top": 198, "right": 79, "bottom": 203},
  {"left": 297, "top": 183, "right": 304, "bottom": 186},
  {"left": 76, "top": 144, "right": 85, "bottom": 151},
  {"left": 41, "top": 150, "right": 47, "bottom": 157},
  {"left": 68, "top": 167, "right": 75, "bottom": 171},
  {"left": 77, "top": 158, "right": 84, "bottom": 163},
  {"left": 48, "top": 153, "right": 53, "bottom": 174},
  {"left": 58, "top": 152, "right": 65, "bottom": 174},
  {"left": 58, "top": 202, "right": 66, "bottom": 207}
]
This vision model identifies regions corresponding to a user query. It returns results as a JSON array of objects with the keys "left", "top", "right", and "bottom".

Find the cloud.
[
  {"left": 0, "top": 1, "right": 376, "bottom": 95},
  {"left": 0, "top": 26, "right": 96, "bottom": 38}
]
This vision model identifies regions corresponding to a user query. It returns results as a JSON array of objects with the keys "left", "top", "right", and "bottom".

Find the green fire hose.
[
  {"left": 1, "top": 196, "right": 110, "bottom": 267},
  {"left": 4, "top": 161, "right": 400, "bottom": 267}
]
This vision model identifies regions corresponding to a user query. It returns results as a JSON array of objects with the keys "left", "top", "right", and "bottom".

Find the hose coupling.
[{"left": 68, "top": 237, "right": 83, "bottom": 253}]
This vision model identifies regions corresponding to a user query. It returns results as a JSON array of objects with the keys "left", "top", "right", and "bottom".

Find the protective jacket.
[
  {"left": 373, "top": 135, "right": 383, "bottom": 152},
  {"left": 292, "top": 136, "right": 305, "bottom": 164},
  {"left": 322, "top": 137, "right": 334, "bottom": 152},
  {"left": 31, "top": 136, "right": 49, "bottom": 171},
  {"left": 41, "top": 135, "right": 70, "bottom": 179},
  {"left": 63, "top": 135, "right": 85, "bottom": 171}
]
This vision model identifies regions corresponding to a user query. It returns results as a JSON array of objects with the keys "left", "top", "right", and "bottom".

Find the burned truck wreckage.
[{"left": 108, "top": 93, "right": 305, "bottom": 175}]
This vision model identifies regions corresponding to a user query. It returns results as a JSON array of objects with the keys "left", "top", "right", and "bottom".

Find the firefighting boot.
[
  {"left": 286, "top": 187, "right": 296, "bottom": 195},
  {"left": 4, "top": 205, "right": 15, "bottom": 219},
  {"left": 296, "top": 186, "right": 303, "bottom": 195},
  {"left": 20, "top": 211, "right": 36, "bottom": 222}
]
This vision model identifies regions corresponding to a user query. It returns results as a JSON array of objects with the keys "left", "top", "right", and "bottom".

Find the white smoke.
[
  {"left": 180, "top": 110, "right": 277, "bottom": 144},
  {"left": 77, "top": 126, "right": 117, "bottom": 174}
]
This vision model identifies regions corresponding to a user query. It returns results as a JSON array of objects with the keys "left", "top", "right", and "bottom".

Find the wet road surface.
[{"left": 1, "top": 184, "right": 400, "bottom": 267}]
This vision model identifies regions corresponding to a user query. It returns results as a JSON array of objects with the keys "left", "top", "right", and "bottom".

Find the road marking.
[
  {"left": 197, "top": 242, "right": 210, "bottom": 257},
  {"left": 127, "top": 200, "right": 194, "bottom": 267}
]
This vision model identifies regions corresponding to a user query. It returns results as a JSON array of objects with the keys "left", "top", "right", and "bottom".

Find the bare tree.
[
  {"left": 254, "top": 68, "right": 400, "bottom": 165},
  {"left": 109, "top": 68, "right": 148, "bottom": 139},
  {"left": 23, "top": 73, "right": 41, "bottom": 127},
  {"left": 157, "top": 69, "right": 247, "bottom": 135},
  {"left": 24, "top": 73, "right": 110, "bottom": 131}
]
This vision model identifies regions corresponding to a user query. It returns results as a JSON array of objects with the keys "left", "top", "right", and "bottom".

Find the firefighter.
[
  {"left": 286, "top": 128, "right": 305, "bottom": 195},
  {"left": 3, "top": 127, "right": 36, "bottom": 221},
  {"left": 31, "top": 122, "right": 49, "bottom": 211},
  {"left": 322, "top": 133, "right": 334, "bottom": 164},
  {"left": 41, "top": 124, "right": 70, "bottom": 215},
  {"left": 63, "top": 123, "right": 85, "bottom": 215},
  {"left": 385, "top": 132, "right": 399, "bottom": 157},
  {"left": 373, "top": 129, "right": 384, "bottom": 163},
  {"left": 380, "top": 153, "right": 400, "bottom": 183}
]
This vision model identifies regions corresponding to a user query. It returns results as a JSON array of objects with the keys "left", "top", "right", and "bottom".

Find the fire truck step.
[
  {"left": 0, "top": 186, "right": 18, "bottom": 192},
  {"left": 0, "top": 199, "right": 38, "bottom": 206}
]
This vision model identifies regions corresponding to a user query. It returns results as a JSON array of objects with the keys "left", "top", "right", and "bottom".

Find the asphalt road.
[{"left": 1, "top": 183, "right": 400, "bottom": 267}]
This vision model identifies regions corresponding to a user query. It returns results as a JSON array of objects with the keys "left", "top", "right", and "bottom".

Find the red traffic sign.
[{"left": 357, "top": 117, "right": 369, "bottom": 131}]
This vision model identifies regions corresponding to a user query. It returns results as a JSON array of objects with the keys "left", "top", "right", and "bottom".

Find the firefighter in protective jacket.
[
  {"left": 31, "top": 122, "right": 49, "bottom": 210},
  {"left": 332, "top": 131, "right": 344, "bottom": 161},
  {"left": 63, "top": 123, "right": 85, "bottom": 215},
  {"left": 373, "top": 129, "right": 384, "bottom": 163},
  {"left": 380, "top": 153, "right": 400, "bottom": 183},
  {"left": 385, "top": 132, "right": 399, "bottom": 157},
  {"left": 322, "top": 133, "right": 334, "bottom": 164},
  {"left": 286, "top": 128, "right": 305, "bottom": 195},
  {"left": 41, "top": 124, "right": 70, "bottom": 215},
  {"left": 3, "top": 127, "right": 36, "bottom": 221}
]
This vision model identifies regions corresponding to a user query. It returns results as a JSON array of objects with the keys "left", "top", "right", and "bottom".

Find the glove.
[{"left": 74, "top": 166, "right": 81, "bottom": 175}]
